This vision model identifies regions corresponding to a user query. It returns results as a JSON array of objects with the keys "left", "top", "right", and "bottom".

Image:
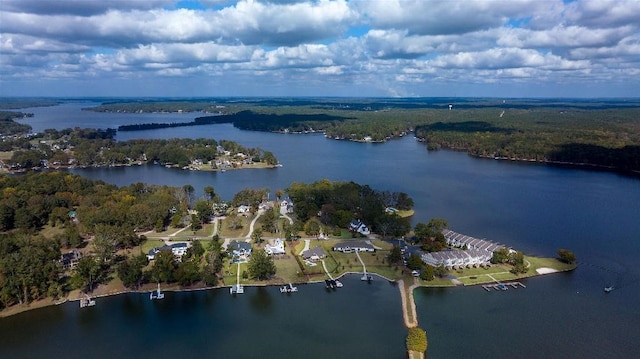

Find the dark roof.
[
  {"left": 229, "top": 240, "right": 252, "bottom": 251},
  {"left": 302, "top": 245, "right": 326, "bottom": 259},
  {"left": 171, "top": 243, "right": 188, "bottom": 248}
]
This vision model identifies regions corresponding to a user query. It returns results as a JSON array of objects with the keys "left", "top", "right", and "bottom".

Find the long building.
[{"left": 420, "top": 229, "right": 506, "bottom": 268}]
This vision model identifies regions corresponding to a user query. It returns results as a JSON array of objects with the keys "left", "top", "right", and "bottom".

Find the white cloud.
[{"left": 0, "top": 0, "right": 638, "bottom": 97}]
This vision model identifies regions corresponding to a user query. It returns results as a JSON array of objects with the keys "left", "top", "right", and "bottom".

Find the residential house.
[
  {"left": 302, "top": 245, "right": 326, "bottom": 261},
  {"left": 147, "top": 242, "right": 189, "bottom": 261},
  {"left": 228, "top": 240, "right": 252, "bottom": 261},
  {"left": 349, "top": 219, "right": 371, "bottom": 236},
  {"left": 60, "top": 249, "right": 83, "bottom": 270},
  {"left": 265, "top": 238, "right": 285, "bottom": 255},
  {"left": 333, "top": 241, "right": 375, "bottom": 253}
]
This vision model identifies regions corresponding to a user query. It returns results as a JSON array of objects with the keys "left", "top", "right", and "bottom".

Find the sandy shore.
[{"left": 536, "top": 267, "right": 559, "bottom": 275}]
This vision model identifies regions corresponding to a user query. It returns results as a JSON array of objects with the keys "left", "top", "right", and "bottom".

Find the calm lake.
[{"left": 9, "top": 102, "right": 640, "bottom": 358}]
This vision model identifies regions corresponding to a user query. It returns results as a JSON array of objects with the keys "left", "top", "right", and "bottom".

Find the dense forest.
[
  {"left": 0, "top": 111, "right": 33, "bottom": 136},
  {"left": 100, "top": 99, "right": 640, "bottom": 173},
  {"left": 286, "top": 179, "right": 413, "bottom": 238}
]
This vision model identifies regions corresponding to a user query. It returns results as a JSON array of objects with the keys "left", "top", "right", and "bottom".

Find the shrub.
[{"left": 406, "top": 327, "right": 428, "bottom": 353}]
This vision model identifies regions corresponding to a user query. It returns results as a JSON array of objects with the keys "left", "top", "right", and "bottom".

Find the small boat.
[
  {"left": 79, "top": 296, "right": 96, "bottom": 308},
  {"left": 230, "top": 284, "right": 244, "bottom": 295},
  {"left": 604, "top": 286, "right": 614, "bottom": 293},
  {"left": 280, "top": 283, "right": 298, "bottom": 293},
  {"left": 150, "top": 283, "right": 164, "bottom": 300},
  {"left": 335, "top": 280, "right": 343, "bottom": 288},
  {"left": 325, "top": 279, "right": 333, "bottom": 289}
]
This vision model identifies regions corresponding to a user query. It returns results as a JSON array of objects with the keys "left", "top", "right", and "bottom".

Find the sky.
[{"left": 1, "top": 0, "right": 639, "bottom": 98}]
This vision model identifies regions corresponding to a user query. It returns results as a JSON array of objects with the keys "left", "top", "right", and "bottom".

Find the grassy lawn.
[
  {"left": 38, "top": 225, "right": 65, "bottom": 238},
  {"left": 140, "top": 239, "right": 166, "bottom": 254},
  {"left": 218, "top": 216, "right": 250, "bottom": 238},
  {"left": 396, "top": 209, "right": 415, "bottom": 218},
  {"left": 0, "top": 151, "right": 13, "bottom": 160},
  {"left": 272, "top": 256, "right": 302, "bottom": 284},
  {"left": 525, "top": 255, "right": 576, "bottom": 272},
  {"left": 329, "top": 229, "right": 353, "bottom": 239},
  {"left": 147, "top": 226, "right": 184, "bottom": 237}
]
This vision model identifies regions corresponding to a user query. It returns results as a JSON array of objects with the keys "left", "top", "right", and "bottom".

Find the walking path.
[
  {"left": 299, "top": 239, "right": 310, "bottom": 255},
  {"left": 169, "top": 226, "right": 190, "bottom": 237},
  {"left": 321, "top": 260, "right": 334, "bottom": 280},
  {"left": 279, "top": 206, "right": 293, "bottom": 224},
  {"left": 398, "top": 278, "right": 419, "bottom": 328},
  {"left": 355, "top": 250, "right": 367, "bottom": 277},
  {"left": 245, "top": 210, "right": 264, "bottom": 241},
  {"left": 212, "top": 217, "right": 220, "bottom": 236}
]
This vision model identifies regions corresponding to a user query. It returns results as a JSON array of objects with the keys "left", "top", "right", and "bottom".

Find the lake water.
[{"left": 10, "top": 102, "right": 640, "bottom": 358}]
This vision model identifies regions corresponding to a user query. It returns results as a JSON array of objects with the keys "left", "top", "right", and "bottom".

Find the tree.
[
  {"left": 252, "top": 228, "right": 264, "bottom": 243},
  {"left": 247, "top": 248, "right": 276, "bottom": 280},
  {"left": 261, "top": 209, "right": 277, "bottom": 233},
  {"left": 151, "top": 249, "right": 177, "bottom": 283},
  {"left": 189, "top": 240, "right": 205, "bottom": 259},
  {"left": 204, "top": 186, "right": 216, "bottom": 201},
  {"left": 175, "top": 259, "right": 201, "bottom": 286},
  {"left": 117, "top": 254, "right": 147, "bottom": 289},
  {"left": 406, "top": 327, "right": 428, "bottom": 353},
  {"left": 420, "top": 265, "right": 435, "bottom": 281},
  {"left": 388, "top": 245, "right": 403, "bottom": 264},
  {"left": 557, "top": 248, "right": 576, "bottom": 264},
  {"left": 304, "top": 219, "right": 321, "bottom": 238},
  {"left": 194, "top": 200, "right": 213, "bottom": 224},
  {"left": 72, "top": 256, "right": 101, "bottom": 292},
  {"left": 434, "top": 263, "right": 447, "bottom": 278},
  {"left": 406, "top": 253, "right": 423, "bottom": 270},
  {"left": 491, "top": 247, "right": 510, "bottom": 264}
]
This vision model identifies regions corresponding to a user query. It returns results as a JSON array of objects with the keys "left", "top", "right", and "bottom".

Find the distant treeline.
[
  {"left": 118, "top": 110, "right": 351, "bottom": 133},
  {"left": 0, "top": 111, "right": 33, "bottom": 136}
]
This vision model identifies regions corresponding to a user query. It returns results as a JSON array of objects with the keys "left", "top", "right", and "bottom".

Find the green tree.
[
  {"left": 151, "top": 249, "right": 177, "bottom": 283},
  {"left": 252, "top": 228, "right": 264, "bottom": 243},
  {"left": 304, "top": 219, "right": 321, "bottom": 238},
  {"left": 420, "top": 265, "right": 435, "bottom": 281},
  {"left": 247, "top": 248, "right": 276, "bottom": 280},
  {"left": 175, "top": 259, "right": 201, "bottom": 286},
  {"left": 406, "top": 253, "right": 423, "bottom": 270},
  {"left": 194, "top": 200, "right": 213, "bottom": 224},
  {"left": 72, "top": 256, "right": 101, "bottom": 292},
  {"left": 434, "top": 263, "right": 447, "bottom": 278},
  {"left": 117, "top": 254, "right": 147, "bottom": 289},
  {"left": 261, "top": 208, "right": 278, "bottom": 233},
  {"left": 557, "top": 248, "right": 576, "bottom": 264},
  {"left": 406, "top": 327, "right": 428, "bottom": 353},
  {"left": 388, "top": 245, "right": 403, "bottom": 264}
]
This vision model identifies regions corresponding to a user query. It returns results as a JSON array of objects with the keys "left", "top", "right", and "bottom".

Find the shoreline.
[{"left": 0, "top": 264, "right": 575, "bottom": 318}]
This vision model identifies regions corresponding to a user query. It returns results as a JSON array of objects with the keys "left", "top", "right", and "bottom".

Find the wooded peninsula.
[{"left": 83, "top": 98, "right": 640, "bottom": 173}]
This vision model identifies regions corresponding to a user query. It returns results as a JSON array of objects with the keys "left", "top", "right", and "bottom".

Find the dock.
[
  {"left": 482, "top": 281, "right": 526, "bottom": 291},
  {"left": 79, "top": 295, "right": 96, "bottom": 308},
  {"left": 230, "top": 261, "right": 244, "bottom": 295},
  {"left": 355, "top": 250, "right": 371, "bottom": 281}
]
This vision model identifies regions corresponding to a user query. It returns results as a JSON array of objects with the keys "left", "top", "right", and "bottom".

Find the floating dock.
[{"left": 482, "top": 282, "right": 526, "bottom": 291}]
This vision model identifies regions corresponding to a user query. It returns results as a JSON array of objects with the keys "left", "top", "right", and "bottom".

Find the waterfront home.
[
  {"left": 302, "top": 245, "right": 326, "bottom": 261},
  {"left": 265, "top": 238, "right": 285, "bottom": 255},
  {"left": 60, "top": 249, "right": 82, "bottom": 269},
  {"left": 281, "top": 199, "right": 294, "bottom": 213},
  {"left": 420, "top": 249, "right": 492, "bottom": 269},
  {"left": 237, "top": 205, "right": 250, "bottom": 214},
  {"left": 333, "top": 241, "right": 375, "bottom": 253},
  {"left": 441, "top": 229, "right": 504, "bottom": 252},
  {"left": 349, "top": 219, "right": 371, "bottom": 236},
  {"left": 229, "top": 240, "right": 252, "bottom": 261},
  {"left": 147, "top": 242, "right": 189, "bottom": 260}
]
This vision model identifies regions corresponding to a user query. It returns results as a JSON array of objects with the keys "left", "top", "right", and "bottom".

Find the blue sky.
[{"left": 1, "top": 0, "right": 639, "bottom": 98}]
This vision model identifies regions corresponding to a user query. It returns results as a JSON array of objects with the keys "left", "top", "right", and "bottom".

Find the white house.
[
  {"left": 333, "top": 241, "right": 375, "bottom": 253},
  {"left": 228, "top": 240, "right": 252, "bottom": 262},
  {"left": 265, "top": 238, "right": 285, "bottom": 255},
  {"left": 237, "top": 205, "right": 250, "bottom": 214},
  {"left": 147, "top": 243, "right": 189, "bottom": 261},
  {"left": 349, "top": 220, "right": 370, "bottom": 236}
]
